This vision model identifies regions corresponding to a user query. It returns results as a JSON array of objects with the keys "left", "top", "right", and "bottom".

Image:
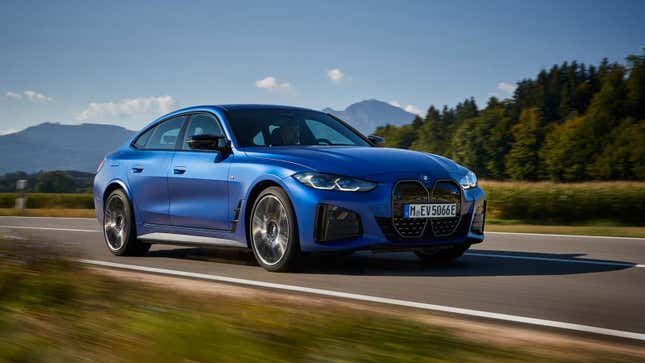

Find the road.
[{"left": 1, "top": 216, "right": 644, "bottom": 341}]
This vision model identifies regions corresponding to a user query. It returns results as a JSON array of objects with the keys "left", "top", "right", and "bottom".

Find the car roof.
[{"left": 171, "top": 104, "right": 318, "bottom": 113}]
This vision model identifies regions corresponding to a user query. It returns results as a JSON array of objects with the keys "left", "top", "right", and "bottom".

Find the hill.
[
  {"left": 0, "top": 123, "right": 135, "bottom": 174},
  {"left": 323, "top": 99, "right": 417, "bottom": 134}
]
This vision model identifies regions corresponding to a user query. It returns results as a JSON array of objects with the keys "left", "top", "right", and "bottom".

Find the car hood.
[{"left": 243, "top": 146, "right": 465, "bottom": 180}]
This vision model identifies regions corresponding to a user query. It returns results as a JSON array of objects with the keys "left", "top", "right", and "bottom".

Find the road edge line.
[{"left": 80, "top": 259, "right": 645, "bottom": 342}]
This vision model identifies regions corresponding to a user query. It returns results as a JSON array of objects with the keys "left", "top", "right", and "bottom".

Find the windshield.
[{"left": 226, "top": 109, "right": 371, "bottom": 147}]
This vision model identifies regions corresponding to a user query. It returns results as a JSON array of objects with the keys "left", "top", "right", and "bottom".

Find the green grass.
[
  {"left": 1, "top": 242, "right": 640, "bottom": 363},
  {"left": 481, "top": 180, "right": 645, "bottom": 225}
]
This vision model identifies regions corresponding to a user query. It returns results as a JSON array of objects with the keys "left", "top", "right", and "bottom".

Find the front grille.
[
  {"left": 391, "top": 181, "right": 428, "bottom": 238},
  {"left": 430, "top": 181, "right": 462, "bottom": 236},
  {"left": 382, "top": 179, "right": 463, "bottom": 241}
]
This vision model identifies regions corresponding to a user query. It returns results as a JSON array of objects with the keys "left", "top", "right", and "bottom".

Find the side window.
[
  {"left": 182, "top": 113, "right": 224, "bottom": 150},
  {"left": 146, "top": 116, "right": 187, "bottom": 150},
  {"left": 133, "top": 127, "right": 154, "bottom": 149}
]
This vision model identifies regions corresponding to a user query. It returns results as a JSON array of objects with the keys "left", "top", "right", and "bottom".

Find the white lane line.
[
  {"left": 80, "top": 259, "right": 645, "bottom": 341},
  {"left": 0, "top": 225, "right": 98, "bottom": 233},
  {"left": 0, "top": 216, "right": 95, "bottom": 220},
  {"left": 2, "top": 216, "right": 643, "bottom": 240},
  {"left": 487, "top": 231, "right": 645, "bottom": 241},
  {"left": 2, "top": 225, "right": 644, "bottom": 268},
  {"left": 465, "top": 252, "right": 645, "bottom": 268}
]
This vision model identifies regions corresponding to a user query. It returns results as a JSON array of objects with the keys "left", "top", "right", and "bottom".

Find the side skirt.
[{"left": 138, "top": 232, "right": 247, "bottom": 248}]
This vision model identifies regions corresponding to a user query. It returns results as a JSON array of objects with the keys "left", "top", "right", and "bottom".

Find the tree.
[
  {"left": 505, "top": 108, "right": 542, "bottom": 180},
  {"left": 34, "top": 171, "right": 76, "bottom": 193}
]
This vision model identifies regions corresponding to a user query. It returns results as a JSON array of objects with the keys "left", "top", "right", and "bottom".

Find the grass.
[
  {"left": 0, "top": 241, "right": 640, "bottom": 363},
  {"left": 0, "top": 208, "right": 96, "bottom": 218}
]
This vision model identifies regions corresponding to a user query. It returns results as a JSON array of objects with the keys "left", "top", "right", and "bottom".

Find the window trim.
[
  {"left": 177, "top": 112, "right": 227, "bottom": 153},
  {"left": 130, "top": 111, "right": 230, "bottom": 153}
]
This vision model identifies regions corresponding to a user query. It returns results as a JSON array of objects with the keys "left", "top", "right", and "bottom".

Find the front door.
[
  {"left": 127, "top": 115, "right": 187, "bottom": 226},
  {"left": 168, "top": 112, "right": 232, "bottom": 230}
]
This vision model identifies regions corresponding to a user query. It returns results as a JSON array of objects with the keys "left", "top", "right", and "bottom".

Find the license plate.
[{"left": 404, "top": 203, "right": 457, "bottom": 219}]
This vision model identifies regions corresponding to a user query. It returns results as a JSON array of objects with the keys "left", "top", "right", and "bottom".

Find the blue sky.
[{"left": 1, "top": 0, "right": 644, "bottom": 133}]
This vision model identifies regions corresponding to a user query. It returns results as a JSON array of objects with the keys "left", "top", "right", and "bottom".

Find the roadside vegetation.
[
  {"left": 0, "top": 242, "right": 641, "bottom": 363},
  {"left": 2, "top": 181, "right": 644, "bottom": 226}
]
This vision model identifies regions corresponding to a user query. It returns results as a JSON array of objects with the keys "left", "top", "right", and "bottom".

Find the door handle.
[
  {"left": 131, "top": 166, "right": 144, "bottom": 173},
  {"left": 173, "top": 166, "right": 186, "bottom": 175}
]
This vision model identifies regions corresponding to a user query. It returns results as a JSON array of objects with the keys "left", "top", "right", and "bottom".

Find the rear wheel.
[
  {"left": 415, "top": 243, "right": 470, "bottom": 264},
  {"left": 249, "top": 187, "right": 300, "bottom": 272},
  {"left": 103, "top": 189, "right": 150, "bottom": 256}
]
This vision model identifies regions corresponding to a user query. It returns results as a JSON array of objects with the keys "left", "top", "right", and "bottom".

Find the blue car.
[{"left": 93, "top": 105, "right": 486, "bottom": 271}]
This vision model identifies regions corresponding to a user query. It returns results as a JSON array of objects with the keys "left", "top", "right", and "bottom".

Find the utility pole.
[{"left": 16, "top": 179, "right": 27, "bottom": 209}]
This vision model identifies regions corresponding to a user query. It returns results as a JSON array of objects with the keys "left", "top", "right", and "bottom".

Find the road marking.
[
  {"left": 2, "top": 217, "right": 643, "bottom": 240},
  {"left": 80, "top": 259, "right": 645, "bottom": 341},
  {"left": 1, "top": 225, "right": 643, "bottom": 268},
  {"left": 0, "top": 225, "right": 98, "bottom": 233},
  {"left": 465, "top": 252, "right": 645, "bottom": 268},
  {"left": 0, "top": 216, "right": 95, "bottom": 220},
  {"left": 487, "top": 231, "right": 645, "bottom": 241}
]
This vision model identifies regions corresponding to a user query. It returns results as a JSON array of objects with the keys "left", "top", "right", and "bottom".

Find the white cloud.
[
  {"left": 388, "top": 100, "right": 402, "bottom": 108},
  {"left": 0, "top": 128, "right": 18, "bottom": 135},
  {"left": 404, "top": 105, "right": 423, "bottom": 116},
  {"left": 4, "top": 90, "right": 52, "bottom": 102},
  {"left": 327, "top": 68, "right": 345, "bottom": 82},
  {"left": 497, "top": 82, "right": 517, "bottom": 95},
  {"left": 77, "top": 95, "right": 176, "bottom": 121},
  {"left": 389, "top": 100, "right": 423, "bottom": 116},
  {"left": 5, "top": 91, "right": 21, "bottom": 100},
  {"left": 255, "top": 76, "right": 292, "bottom": 93}
]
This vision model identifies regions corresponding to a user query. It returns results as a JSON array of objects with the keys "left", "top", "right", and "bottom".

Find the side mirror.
[
  {"left": 368, "top": 135, "right": 385, "bottom": 147},
  {"left": 186, "top": 134, "right": 231, "bottom": 153}
]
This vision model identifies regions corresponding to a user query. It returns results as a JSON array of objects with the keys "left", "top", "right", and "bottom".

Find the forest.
[{"left": 373, "top": 50, "right": 645, "bottom": 181}]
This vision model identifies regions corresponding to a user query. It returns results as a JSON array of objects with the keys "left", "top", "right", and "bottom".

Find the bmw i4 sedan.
[{"left": 94, "top": 105, "right": 487, "bottom": 271}]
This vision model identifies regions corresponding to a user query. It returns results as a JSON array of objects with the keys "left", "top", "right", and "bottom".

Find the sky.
[{"left": 1, "top": 0, "right": 644, "bottom": 134}]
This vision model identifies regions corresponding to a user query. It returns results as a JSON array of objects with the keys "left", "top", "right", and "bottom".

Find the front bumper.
[{"left": 283, "top": 175, "right": 486, "bottom": 253}]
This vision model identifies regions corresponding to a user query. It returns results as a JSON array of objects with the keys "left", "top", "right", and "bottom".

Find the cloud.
[
  {"left": 327, "top": 68, "right": 344, "bottom": 82},
  {"left": 77, "top": 95, "right": 176, "bottom": 121},
  {"left": 389, "top": 100, "right": 423, "bottom": 116},
  {"left": 255, "top": 76, "right": 292, "bottom": 93},
  {"left": 4, "top": 90, "right": 52, "bottom": 102},
  {"left": 5, "top": 91, "right": 21, "bottom": 100},
  {"left": 497, "top": 82, "right": 517, "bottom": 95},
  {"left": 0, "top": 128, "right": 18, "bottom": 135}
]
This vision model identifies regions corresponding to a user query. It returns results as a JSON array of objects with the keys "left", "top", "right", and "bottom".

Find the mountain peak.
[{"left": 323, "top": 99, "right": 416, "bottom": 134}]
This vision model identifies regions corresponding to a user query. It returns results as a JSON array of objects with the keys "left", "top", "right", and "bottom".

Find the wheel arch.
[{"left": 243, "top": 178, "right": 300, "bottom": 249}]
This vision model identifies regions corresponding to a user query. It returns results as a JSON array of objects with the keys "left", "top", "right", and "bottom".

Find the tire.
[
  {"left": 415, "top": 243, "right": 470, "bottom": 264},
  {"left": 103, "top": 189, "right": 150, "bottom": 256},
  {"left": 249, "top": 187, "right": 300, "bottom": 272}
]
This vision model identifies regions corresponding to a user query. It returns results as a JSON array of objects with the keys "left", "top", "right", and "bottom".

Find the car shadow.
[
  {"left": 297, "top": 249, "right": 636, "bottom": 277},
  {"left": 145, "top": 246, "right": 636, "bottom": 277}
]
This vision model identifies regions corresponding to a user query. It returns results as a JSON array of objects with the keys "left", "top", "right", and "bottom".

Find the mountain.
[
  {"left": 323, "top": 99, "right": 417, "bottom": 134},
  {"left": 0, "top": 122, "right": 136, "bottom": 174}
]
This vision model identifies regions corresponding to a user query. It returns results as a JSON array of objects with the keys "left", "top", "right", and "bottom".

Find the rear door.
[
  {"left": 168, "top": 112, "right": 232, "bottom": 230},
  {"left": 127, "top": 115, "right": 187, "bottom": 226}
]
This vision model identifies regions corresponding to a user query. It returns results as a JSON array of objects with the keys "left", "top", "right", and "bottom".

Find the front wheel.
[
  {"left": 103, "top": 189, "right": 150, "bottom": 256},
  {"left": 249, "top": 187, "right": 300, "bottom": 272},
  {"left": 415, "top": 243, "right": 470, "bottom": 264}
]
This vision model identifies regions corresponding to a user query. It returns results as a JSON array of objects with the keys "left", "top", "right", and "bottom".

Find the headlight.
[
  {"left": 459, "top": 170, "right": 478, "bottom": 189},
  {"left": 293, "top": 172, "right": 376, "bottom": 192}
]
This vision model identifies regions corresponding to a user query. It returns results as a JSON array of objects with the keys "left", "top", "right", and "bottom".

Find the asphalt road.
[{"left": 1, "top": 216, "right": 644, "bottom": 341}]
